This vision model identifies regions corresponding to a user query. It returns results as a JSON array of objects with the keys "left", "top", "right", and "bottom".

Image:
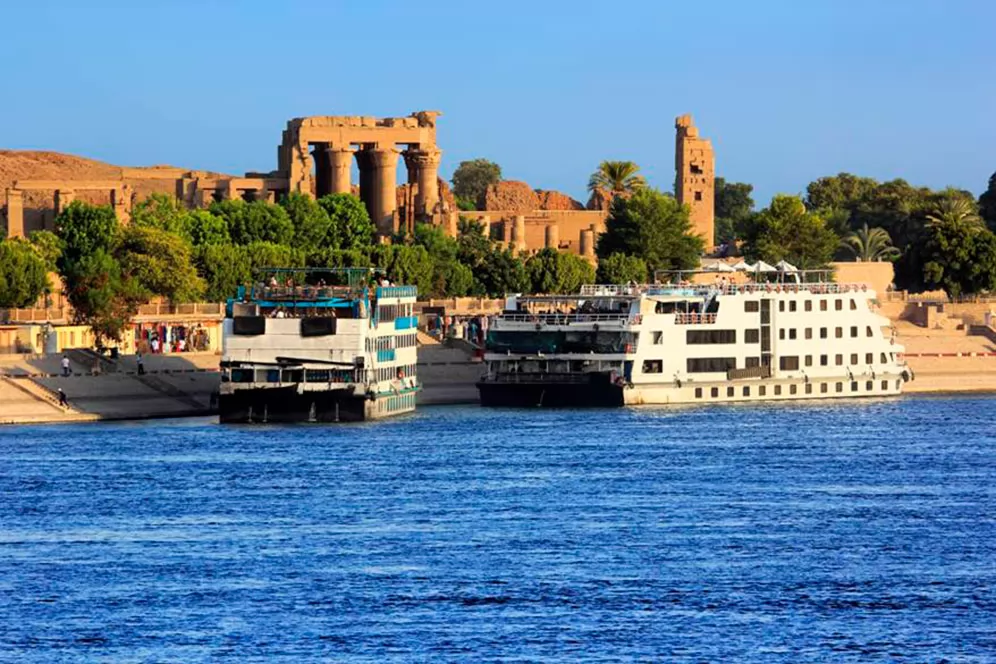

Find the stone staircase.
[{"left": 133, "top": 374, "right": 209, "bottom": 410}]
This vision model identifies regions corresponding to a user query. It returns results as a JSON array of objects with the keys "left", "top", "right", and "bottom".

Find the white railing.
[
  {"left": 580, "top": 282, "right": 874, "bottom": 297},
  {"left": 499, "top": 313, "right": 637, "bottom": 324},
  {"left": 675, "top": 313, "right": 717, "bottom": 325}
]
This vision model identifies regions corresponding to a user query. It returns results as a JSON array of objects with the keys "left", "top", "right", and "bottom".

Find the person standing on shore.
[
  {"left": 61, "top": 354, "right": 71, "bottom": 377},
  {"left": 57, "top": 388, "right": 68, "bottom": 407},
  {"left": 137, "top": 353, "right": 145, "bottom": 375}
]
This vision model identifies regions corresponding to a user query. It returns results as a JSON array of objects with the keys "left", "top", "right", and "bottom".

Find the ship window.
[
  {"left": 805, "top": 383, "right": 813, "bottom": 394},
  {"left": 851, "top": 381, "right": 858, "bottom": 391},
  {"left": 746, "top": 357, "right": 760, "bottom": 368},
  {"left": 850, "top": 326, "right": 858, "bottom": 338},
  {"left": 867, "top": 326, "right": 874, "bottom": 337},
  {"left": 805, "top": 355, "right": 813, "bottom": 367},
  {"left": 686, "top": 357, "right": 737, "bottom": 373},
  {"left": 881, "top": 353, "right": 888, "bottom": 363},
  {"left": 835, "top": 354, "right": 843, "bottom": 366},
  {"left": 779, "top": 329, "right": 785, "bottom": 340},
  {"left": 882, "top": 380, "right": 888, "bottom": 390},
  {"left": 850, "top": 353, "right": 859, "bottom": 365},
  {"left": 805, "top": 300, "right": 813, "bottom": 312},
  {"left": 835, "top": 299, "right": 843, "bottom": 311},
  {"left": 779, "top": 356, "right": 799, "bottom": 371},
  {"left": 774, "top": 385, "right": 782, "bottom": 395},
  {"left": 821, "top": 383, "right": 828, "bottom": 393},
  {"left": 759, "top": 385, "right": 766, "bottom": 396},
  {"left": 745, "top": 329, "right": 760, "bottom": 343},
  {"left": 896, "top": 379, "right": 901, "bottom": 390},
  {"left": 695, "top": 387, "right": 703, "bottom": 399},
  {"left": 790, "top": 384, "right": 798, "bottom": 395},
  {"left": 836, "top": 382, "right": 844, "bottom": 393},
  {"left": 653, "top": 331, "right": 664, "bottom": 345},
  {"left": 779, "top": 301, "right": 785, "bottom": 312},
  {"left": 642, "top": 360, "right": 663, "bottom": 374},
  {"left": 850, "top": 299, "right": 858, "bottom": 310},
  {"left": 789, "top": 329, "right": 797, "bottom": 340},
  {"left": 865, "top": 353, "right": 873, "bottom": 364},
  {"left": 820, "top": 300, "right": 828, "bottom": 312},
  {"left": 789, "top": 301, "right": 797, "bottom": 312},
  {"left": 711, "top": 387, "right": 719, "bottom": 398},
  {"left": 745, "top": 301, "right": 759, "bottom": 313},
  {"left": 820, "top": 354, "right": 828, "bottom": 366},
  {"left": 727, "top": 386, "right": 735, "bottom": 397},
  {"left": 686, "top": 329, "right": 736, "bottom": 344},
  {"left": 805, "top": 328, "right": 813, "bottom": 340},
  {"left": 835, "top": 327, "right": 843, "bottom": 339},
  {"left": 818, "top": 327, "right": 827, "bottom": 339},
  {"left": 866, "top": 381, "right": 873, "bottom": 391}
]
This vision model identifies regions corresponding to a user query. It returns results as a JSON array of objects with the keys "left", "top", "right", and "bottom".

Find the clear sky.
[{"left": 1, "top": 0, "right": 993, "bottom": 206}]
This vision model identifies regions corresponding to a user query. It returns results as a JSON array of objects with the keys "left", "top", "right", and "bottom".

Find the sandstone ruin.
[{"left": 675, "top": 114, "right": 715, "bottom": 248}]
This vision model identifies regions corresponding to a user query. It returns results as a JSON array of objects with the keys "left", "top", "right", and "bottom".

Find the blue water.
[{"left": 1, "top": 396, "right": 995, "bottom": 662}]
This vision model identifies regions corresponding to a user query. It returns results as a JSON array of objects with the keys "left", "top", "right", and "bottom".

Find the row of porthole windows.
[
  {"left": 775, "top": 325, "right": 876, "bottom": 341},
  {"left": 786, "top": 351, "right": 895, "bottom": 368},
  {"left": 695, "top": 379, "right": 901, "bottom": 399},
  {"left": 745, "top": 299, "right": 860, "bottom": 313}
]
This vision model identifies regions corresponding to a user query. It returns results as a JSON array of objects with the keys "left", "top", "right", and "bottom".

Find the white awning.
[
  {"left": 775, "top": 259, "right": 798, "bottom": 272},
  {"left": 753, "top": 260, "right": 777, "bottom": 273},
  {"left": 731, "top": 260, "right": 753, "bottom": 271},
  {"left": 703, "top": 262, "right": 736, "bottom": 273}
]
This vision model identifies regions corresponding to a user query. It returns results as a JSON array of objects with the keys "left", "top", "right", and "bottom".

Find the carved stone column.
[
  {"left": 411, "top": 148, "right": 441, "bottom": 217},
  {"left": 512, "top": 215, "right": 527, "bottom": 253},
  {"left": 5, "top": 189, "right": 24, "bottom": 238},
  {"left": 54, "top": 189, "right": 75, "bottom": 216},
  {"left": 111, "top": 186, "right": 132, "bottom": 225},
  {"left": 580, "top": 229, "right": 596, "bottom": 262},
  {"left": 368, "top": 146, "right": 400, "bottom": 237},
  {"left": 329, "top": 146, "right": 354, "bottom": 195},
  {"left": 545, "top": 223, "right": 559, "bottom": 249}
]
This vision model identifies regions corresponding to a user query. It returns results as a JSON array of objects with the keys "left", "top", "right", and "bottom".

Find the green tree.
[
  {"left": 839, "top": 224, "right": 901, "bottom": 262},
  {"left": 476, "top": 247, "right": 530, "bottom": 296},
  {"left": 526, "top": 248, "right": 595, "bottom": 294},
  {"left": 925, "top": 196, "right": 986, "bottom": 233},
  {"left": 183, "top": 210, "right": 230, "bottom": 246},
  {"left": 596, "top": 253, "right": 648, "bottom": 284},
  {"left": 195, "top": 244, "right": 252, "bottom": 302},
  {"left": 62, "top": 248, "right": 147, "bottom": 343},
  {"left": 245, "top": 242, "right": 304, "bottom": 271},
  {"left": 979, "top": 172, "right": 996, "bottom": 231},
  {"left": 739, "top": 195, "right": 839, "bottom": 269},
  {"left": 210, "top": 199, "right": 295, "bottom": 246},
  {"left": 0, "top": 239, "right": 50, "bottom": 307},
  {"left": 281, "top": 192, "right": 333, "bottom": 248},
  {"left": 370, "top": 245, "right": 434, "bottom": 294},
  {"left": 54, "top": 201, "right": 118, "bottom": 269},
  {"left": 597, "top": 188, "right": 703, "bottom": 275},
  {"left": 27, "top": 230, "right": 63, "bottom": 273},
  {"left": 588, "top": 161, "right": 646, "bottom": 196},
  {"left": 713, "top": 177, "right": 754, "bottom": 245},
  {"left": 317, "top": 194, "right": 375, "bottom": 250},
  {"left": 451, "top": 159, "right": 501, "bottom": 207},
  {"left": 130, "top": 194, "right": 189, "bottom": 236},
  {"left": 921, "top": 223, "right": 996, "bottom": 298},
  {"left": 116, "top": 225, "right": 204, "bottom": 302},
  {"left": 805, "top": 173, "right": 879, "bottom": 211}
]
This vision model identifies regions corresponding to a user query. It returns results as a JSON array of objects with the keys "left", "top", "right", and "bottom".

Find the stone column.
[
  {"left": 512, "top": 215, "right": 527, "bottom": 253},
  {"left": 402, "top": 150, "right": 420, "bottom": 185},
  {"left": 446, "top": 212, "right": 458, "bottom": 237},
  {"left": 111, "top": 187, "right": 131, "bottom": 224},
  {"left": 368, "top": 146, "right": 400, "bottom": 237},
  {"left": 5, "top": 189, "right": 24, "bottom": 238},
  {"left": 408, "top": 148, "right": 441, "bottom": 217},
  {"left": 545, "top": 223, "right": 559, "bottom": 249},
  {"left": 329, "top": 146, "right": 354, "bottom": 195},
  {"left": 55, "top": 189, "right": 75, "bottom": 216},
  {"left": 580, "top": 229, "right": 596, "bottom": 262},
  {"left": 223, "top": 181, "right": 240, "bottom": 201},
  {"left": 196, "top": 188, "right": 216, "bottom": 208}
]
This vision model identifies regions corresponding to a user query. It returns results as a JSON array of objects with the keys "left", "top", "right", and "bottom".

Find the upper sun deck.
[{"left": 580, "top": 281, "right": 876, "bottom": 299}]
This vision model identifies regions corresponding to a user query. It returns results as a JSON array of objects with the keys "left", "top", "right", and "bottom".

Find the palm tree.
[
  {"left": 925, "top": 197, "right": 985, "bottom": 233},
  {"left": 587, "top": 161, "right": 646, "bottom": 195},
  {"left": 840, "top": 224, "right": 901, "bottom": 262}
]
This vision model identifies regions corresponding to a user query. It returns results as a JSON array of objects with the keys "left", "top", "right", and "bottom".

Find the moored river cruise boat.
[
  {"left": 477, "top": 269, "right": 913, "bottom": 407},
  {"left": 219, "top": 268, "right": 419, "bottom": 423}
]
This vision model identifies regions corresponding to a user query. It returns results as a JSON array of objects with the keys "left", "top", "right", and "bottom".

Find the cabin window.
[
  {"left": 820, "top": 328, "right": 828, "bottom": 339},
  {"left": 653, "top": 331, "right": 664, "bottom": 345},
  {"left": 743, "top": 386, "right": 750, "bottom": 397},
  {"left": 727, "top": 386, "right": 735, "bottom": 397},
  {"left": 850, "top": 299, "right": 858, "bottom": 310},
  {"left": 790, "top": 384, "right": 798, "bottom": 395},
  {"left": 686, "top": 357, "right": 737, "bottom": 373},
  {"left": 866, "top": 381, "right": 873, "bottom": 391},
  {"left": 835, "top": 299, "right": 843, "bottom": 311},
  {"left": 835, "top": 354, "right": 843, "bottom": 366},
  {"left": 835, "top": 327, "right": 843, "bottom": 339},
  {"left": 642, "top": 359, "right": 663, "bottom": 374},
  {"left": 695, "top": 387, "right": 703, "bottom": 399},
  {"left": 881, "top": 353, "right": 888, "bottom": 363},
  {"left": 850, "top": 353, "right": 858, "bottom": 365},
  {"left": 779, "top": 329, "right": 785, "bottom": 340},
  {"left": 746, "top": 357, "right": 760, "bottom": 368},
  {"left": 820, "top": 300, "right": 828, "bottom": 312},
  {"left": 805, "top": 383, "right": 813, "bottom": 394},
  {"left": 711, "top": 387, "right": 719, "bottom": 398},
  {"left": 789, "top": 301, "right": 797, "bottom": 312},
  {"left": 805, "top": 355, "right": 813, "bottom": 367},
  {"left": 850, "top": 326, "right": 859, "bottom": 338},
  {"left": 745, "top": 329, "right": 760, "bottom": 343},
  {"left": 865, "top": 353, "right": 874, "bottom": 364},
  {"left": 882, "top": 380, "right": 889, "bottom": 390},
  {"left": 805, "top": 328, "right": 813, "bottom": 340},
  {"left": 820, "top": 354, "right": 828, "bottom": 366},
  {"left": 821, "top": 383, "right": 828, "bottom": 393},
  {"left": 836, "top": 382, "right": 844, "bottom": 393},
  {"left": 867, "top": 326, "right": 874, "bottom": 337},
  {"left": 779, "top": 301, "right": 785, "bottom": 312},
  {"left": 774, "top": 385, "right": 782, "bottom": 396},
  {"left": 851, "top": 381, "right": 858, "bottom": 392},
  {"left": 686, "top": 329, "right": 736, "bottom": 344},
  {"left": 779, "top": 356, "right": 800, "bottom": 371},
  {"left": 745, "top": 301, "right": 760, "bottom": 313},
  {"left": 805, "top": 300, "right": 813, "bottom": 312},
  {"left": 789, "top": 329, "right": 797, "bottom": 340},
  {"left": 896, "top": 380, "right": 901, "bottom": 390},
  {"left": 759, "top": 385, "right": 767, "bottom": 396}
]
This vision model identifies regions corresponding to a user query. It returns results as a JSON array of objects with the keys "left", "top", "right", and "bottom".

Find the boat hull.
[
  {"left": 219, "top": 385, "right": 370, "bottom": 423},
  {"left": 477, "top": 375, "right": 625, "bottom": 408}
]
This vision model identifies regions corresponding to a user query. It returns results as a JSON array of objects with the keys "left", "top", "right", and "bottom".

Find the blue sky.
[{"left": 1, "top": 0, "right": 993, "bottom": 206}]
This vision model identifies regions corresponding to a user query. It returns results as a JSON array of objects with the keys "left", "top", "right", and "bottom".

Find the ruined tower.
[{"left": 674, "top": 114, "right": 715, "bottom": 249}]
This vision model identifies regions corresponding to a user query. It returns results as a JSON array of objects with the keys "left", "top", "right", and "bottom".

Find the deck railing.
[
  {"left": 499, "top": 313, "right": 636, "bottom": 324},
  {"left": 674, "top": 313, "right": 718, "bottom": 325},
  {"left": 578, "top": 282, "right": 874, "bottom": 298}
]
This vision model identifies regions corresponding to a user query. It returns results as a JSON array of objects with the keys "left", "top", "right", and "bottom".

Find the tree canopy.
[
  {"left": 738, "top": 195, "right": 838, "bottom": 269},
  {"left": 526, "top": 248, "right": 595, "bottom": 294},
  {"left": 451, "top": 159, "right": 501, "bottom": 208},
  {"left": 588, "top": 161, "right": 646, "bottom": 196},
  {"left": 839, "top": 224, "right": 900, "bottom": 262},
  {"left": 0, "top": 239, "right": 50, "bottom": 308},
  {"left": 317, "top": 193, "right": 376, "bottom": 250},
  {"left": 596, "top": 253, "right": 648, "bottom": 284},
  {"left": 979, "top": 172, "right": 996, "bottom": 231},
  {"left": 713, "top": 177, "right": 754, "bottom": 246}
]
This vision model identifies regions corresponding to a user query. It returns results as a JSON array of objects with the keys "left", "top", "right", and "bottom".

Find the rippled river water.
[{"left": 1, "top": 395, "right": 995, "bottom": 662}]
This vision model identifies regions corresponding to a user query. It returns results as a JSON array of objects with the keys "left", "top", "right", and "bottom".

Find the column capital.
[
  {"left": 368, "top": 147, "right": 400, "bottom": 168},
  {"left": 405, "top": 147, "right": 442, "bottom": 167}
]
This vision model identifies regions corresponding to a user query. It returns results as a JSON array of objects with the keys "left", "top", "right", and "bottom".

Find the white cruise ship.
[
  {"left": 219, "top": 269, "right": 419, "bottom": 423},
  {"left": 477, "top": 272, "right": 912, "bottom": 407}
]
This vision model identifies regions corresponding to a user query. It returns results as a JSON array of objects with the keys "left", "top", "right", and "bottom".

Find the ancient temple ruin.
[{"left": 674, "top": 114, "right": 715, "bottom": 248}]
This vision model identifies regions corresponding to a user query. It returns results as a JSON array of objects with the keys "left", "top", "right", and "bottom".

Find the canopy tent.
[
  {"left": 731, "top": 260, "right": 753, "bottom": 271},
  {"left": 753, "top": 260, "right": 777, "bottom": 273},
  {"left": 702, "top": 261, "right": 736, "bottom": 273},
  {"left": 775, "top": 259, "right": 798, "bottom": 272}
]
